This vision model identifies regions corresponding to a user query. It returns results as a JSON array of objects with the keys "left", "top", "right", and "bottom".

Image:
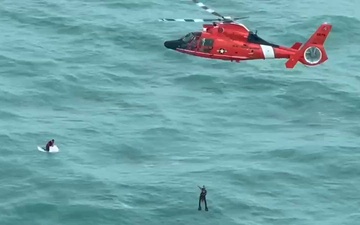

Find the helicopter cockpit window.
[
  {"left": 182, "top": 33, "right": 195, "bottom": 43},
  {"left": 182, "top": 32, "right": 201, "bottom": 43}
]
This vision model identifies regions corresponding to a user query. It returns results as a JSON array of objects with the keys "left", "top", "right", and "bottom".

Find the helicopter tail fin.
[{"left": 285, "top": 23, "right": 332, "bottom": 69}]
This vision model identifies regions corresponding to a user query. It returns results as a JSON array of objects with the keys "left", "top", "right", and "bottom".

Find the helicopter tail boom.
[{"left": 285, "top": 23, "right": 332, "bottom": 69}]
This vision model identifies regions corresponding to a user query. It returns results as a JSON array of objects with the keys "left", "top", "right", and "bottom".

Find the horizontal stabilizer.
[{"left": 291, "top": 42, "right": 302, "bottom": 50}]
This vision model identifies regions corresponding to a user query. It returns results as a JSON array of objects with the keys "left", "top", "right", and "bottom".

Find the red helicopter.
[{"left": 160, "top": 0, "right": 332, "bottom": 69}]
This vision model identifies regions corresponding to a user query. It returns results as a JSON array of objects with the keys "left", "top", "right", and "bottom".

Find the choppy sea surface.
[{"left": 1, "top": 0, "right": 360, "bottom": 224}]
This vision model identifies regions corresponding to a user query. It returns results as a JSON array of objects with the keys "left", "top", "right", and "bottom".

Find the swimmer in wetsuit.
[
  {"left": 45, "top": 139, "right": 54, "bottom": 152},
  {"left": 198, "top": 185, "right": 208, "bottom": 211}
]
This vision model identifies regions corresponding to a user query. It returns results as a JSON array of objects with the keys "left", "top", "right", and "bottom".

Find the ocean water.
[{"left": 1, "top": 0, "right": 360, "bottom": 224}]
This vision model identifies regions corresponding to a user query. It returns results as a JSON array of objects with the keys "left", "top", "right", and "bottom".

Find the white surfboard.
[{"left": 37, "top": 145, "right": 59, "bottom": 153}]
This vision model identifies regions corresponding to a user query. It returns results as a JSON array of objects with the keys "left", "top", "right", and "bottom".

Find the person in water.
[
  {"left": 198, "top": 185, "right": 208, "bottom": 211},
  {"left": 45, "top": 139, "right": 55, "bottom": 151}
]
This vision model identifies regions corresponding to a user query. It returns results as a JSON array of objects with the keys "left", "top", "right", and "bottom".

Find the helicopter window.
[
  {"left": 182, "top": 33, "right": 194, "bottom": 43},
  {"left": 199, "top": 38, "right": 214, "bottom": 53},
  {"left": 202, "top": 38, "right": 214, "bottom": 47}
]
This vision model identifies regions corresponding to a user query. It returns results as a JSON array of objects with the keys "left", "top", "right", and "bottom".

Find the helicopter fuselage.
[
  {"left": 164, "top": 22, "right": 298, "bottom": 63},
  {"left": 161, "top": 0, "right": 332, "bottom": 68}
]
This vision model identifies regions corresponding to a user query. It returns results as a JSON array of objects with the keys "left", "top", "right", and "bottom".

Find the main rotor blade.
[
  {"left": 159, "top": 18, "right": 224, "bottom": 22},
  {"left": 159, "top": 1, "right": 249, "bottom": 24},
  {"left": 231, "top": 16, "right": 249, "bottom": 21},
  {"left": 158, "top": 16, "right": 248, "bottom": 23},
  {"left": 192, "top": 0, "right": 225, "bottom": 19}
]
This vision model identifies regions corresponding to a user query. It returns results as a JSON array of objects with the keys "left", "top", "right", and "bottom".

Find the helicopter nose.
[{"left": 164, "top": 40, "right": 181, "bottom": 50}]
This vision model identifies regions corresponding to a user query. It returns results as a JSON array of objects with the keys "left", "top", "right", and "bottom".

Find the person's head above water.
[{"left": 51, "top": 139, "right": 54, "bottom": 143}]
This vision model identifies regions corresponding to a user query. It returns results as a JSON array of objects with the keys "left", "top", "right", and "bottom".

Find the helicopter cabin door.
[{"left": 199, "top": 38, "right": 214, "bottom": 53}]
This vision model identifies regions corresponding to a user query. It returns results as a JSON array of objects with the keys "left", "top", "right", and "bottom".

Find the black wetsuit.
[
  {"left": 198, "top": 187, "right": 208, "bottom": 211},
  {"left": 45, "top": 141, "right": 53, "bottom": 151}
]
